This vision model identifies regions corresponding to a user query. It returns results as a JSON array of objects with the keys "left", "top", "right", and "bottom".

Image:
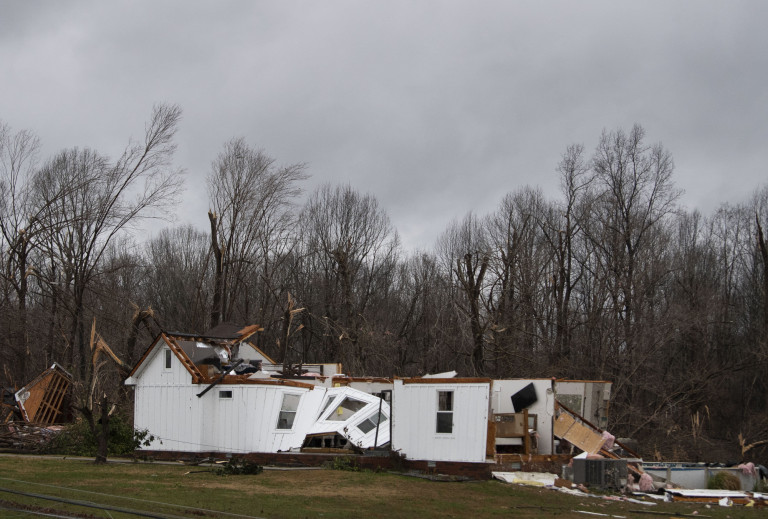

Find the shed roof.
[{"left": 14, "top": 363, "right": 72, "bottom": 424}]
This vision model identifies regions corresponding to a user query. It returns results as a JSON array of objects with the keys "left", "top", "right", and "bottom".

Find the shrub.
[
  {"left": 43, "top": 415, "right": 157, "bottom": 457},
  {"left": 324, "top": 456, "right": 360, "bottom": 471},
  {"left": 707, "top": 471, "right": 741, "bottom": 491},
  {"left": 215, "top": 457, "right": 263, "bottom": 476}
]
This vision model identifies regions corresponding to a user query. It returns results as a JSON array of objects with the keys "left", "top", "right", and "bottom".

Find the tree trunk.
[
  {"left": 456, "top": 253, "right": 488, "bottom": 376},
  {"left": 209, "top": 211, "right": 224, "bottom": 328},
  {"left": 756, "top": 215, "right": 768, "bottom": 340}
]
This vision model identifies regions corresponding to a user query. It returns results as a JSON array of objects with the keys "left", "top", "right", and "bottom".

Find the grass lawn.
[{"left": 0, "top": 454, "right": 762, "bottom": 518}]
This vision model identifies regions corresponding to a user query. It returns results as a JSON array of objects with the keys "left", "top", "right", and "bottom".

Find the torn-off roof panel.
[{"left": 14, "top": 363, "right": 72, "bottom": 425}]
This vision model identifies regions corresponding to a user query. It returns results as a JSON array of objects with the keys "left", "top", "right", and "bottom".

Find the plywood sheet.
[
  {"left": 553, "top": 413, "right": 575, "bottom": 437},
  {"left": 553, "top": 413, "right": 604, "bottom": 454}
]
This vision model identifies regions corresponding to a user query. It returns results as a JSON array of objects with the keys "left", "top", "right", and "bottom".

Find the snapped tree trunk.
[{"left": 209, "top": 210, "right": 224, "bottom": 328}]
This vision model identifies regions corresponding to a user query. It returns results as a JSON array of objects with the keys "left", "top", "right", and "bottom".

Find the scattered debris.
[
  {"left": 663, "top": 488, "right": 763, "bottom": 506},
  {"left": 572, "top": 510, "right": 626, "bottom": 518},
  {"left": 0, "top": 364, "right": 74, "bottom": 453},
  {"left": 0, "top": 422, "right": 62, "bottom": 451},
  {"left": 643, "top": 462, "right": 757, "bottom": 491},
  {"left": 628, "top": 511, "right": 710, "bottom": 518},
  {"left": 492, "top": 471, "right": 556, "bottom": 486}
]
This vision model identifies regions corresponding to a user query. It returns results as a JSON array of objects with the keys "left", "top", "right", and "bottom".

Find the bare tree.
[
  {"left": 486, "top": 187, "right": 564, "bottom": 377},
  {"left": 386, "top": 252, "right": 452, "bottom": 375},
  {"left": 300, "top": 183, "right": 399, "bottom": 374},
  {"left": 437, "top": 213, "right": 490, "bottom": 376},
  {"left": 0, "top": 121, "right": 41, "bottom": 378},
  {"left": 35, "top": 104, "right": 184, "bottom": 379},
  {"left": 547, "top": 144, "right": 591, "bottom": 364},
  {"left": 582, "top": 124, "right": 681, "bottom": 432},
  {"left": 76, "top": 319, "right": 132, "bottom": 463},
  {"left": 143, "top": 225, "right": 211, "bottom": 336},
  {"left": 206, "top": 138, "right": 307, "bottom": 329}
]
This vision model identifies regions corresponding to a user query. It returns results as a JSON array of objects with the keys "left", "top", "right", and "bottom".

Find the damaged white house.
[
  {"left": 126, "top": 327, "right": 611, "bottom": 466},
  {"left": 125, "top": 329, "right": 390, "bottom": 454}
]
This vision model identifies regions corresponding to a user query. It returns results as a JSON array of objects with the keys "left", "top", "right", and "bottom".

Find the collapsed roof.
[{"left": 126, "top": 327, "right": 390, "bottom": 452}]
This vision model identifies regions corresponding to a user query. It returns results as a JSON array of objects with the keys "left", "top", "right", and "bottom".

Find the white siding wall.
[
  {"left": 131, "top": 343, "right": 325, "bottom": 453},
  {"left": 201, "top": 385, "right": 323, "bottom": 453},
  {"left": 491, "top": 379, "right": 555, "bottom": 454},
  {"left": 392, "top": 380, "right": 489, "bottom": 463},
  {"left": 132, "top": 345, "right": 204, "bottom": 451}
]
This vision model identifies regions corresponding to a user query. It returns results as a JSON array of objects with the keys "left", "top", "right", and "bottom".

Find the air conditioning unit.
[{"left": 572, "top": 458, "right": 628, "bottom": 489}]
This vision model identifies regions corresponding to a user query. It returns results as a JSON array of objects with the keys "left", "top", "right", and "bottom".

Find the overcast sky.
[{"left": 2, "top": 2, "right": 767, "bottom": 250}]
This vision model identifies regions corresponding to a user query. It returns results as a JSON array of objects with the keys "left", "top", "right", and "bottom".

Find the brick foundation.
[{"left": 135, "top": 450, "right": 571, "bottom": 480}]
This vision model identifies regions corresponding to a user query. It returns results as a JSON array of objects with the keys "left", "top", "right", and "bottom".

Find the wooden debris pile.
[{"left": 0, "top": 422, "right": 62, "bottom": 452}]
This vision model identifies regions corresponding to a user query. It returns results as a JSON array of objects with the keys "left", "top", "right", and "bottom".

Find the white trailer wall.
[
  {"left": 392, "top": 380, "right": 489, "bottom": 463},
  {"left": 200, "top": 384, "right": 323, "bottom": 453},
  {"left": 128, "top": 342, "right": 324, "bottom": 453}
]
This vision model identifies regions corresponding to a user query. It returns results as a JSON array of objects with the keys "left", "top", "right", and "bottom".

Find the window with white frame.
[
  {"left": 164, "top": 348, "right": 172, "bottom": 370},
  {"left": 436, "top": 390, "right": 453, "bottom": 434},
  {"left": 327, "top": 397, "right": 366, "bottom": 422},
  {"left": 276, "top": 393, "right": 301, "bottom": 430},
  {"left": 357, "top": 411, "right": 388, "bottom": 434},
  {"left": 317, "top": 395, "right": 336, "bottom": 420}
]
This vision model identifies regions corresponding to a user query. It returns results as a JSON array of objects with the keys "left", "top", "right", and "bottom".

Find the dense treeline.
[{"left": 2, "top": 108, "right": 768, "bottom": 463}]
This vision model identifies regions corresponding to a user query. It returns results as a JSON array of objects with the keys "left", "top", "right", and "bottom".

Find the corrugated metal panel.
[{"left": 392, "top": 380, "right": 489, "bottom": 462}]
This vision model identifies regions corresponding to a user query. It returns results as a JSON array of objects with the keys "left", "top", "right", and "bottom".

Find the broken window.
[
  {"left": 436, "top": 390, "right": 453, "bottom": 434},
  {"left": 276, "top": 393, "right": 301, "bottom": 430},
  {"left": 164, "top": 349, "right": 172, "bottom": 369},
  {"left": 219, "top": 390, "right": 233, "bottom": 399},
  {"left": 317, "top": 395, "right": 336, "bottom": 419},
  {"left": 357, "top": 411, "right": 388, "bottom": 434},
  {"left": 327, "top": 397, "right": 366, "bottom": 422}
]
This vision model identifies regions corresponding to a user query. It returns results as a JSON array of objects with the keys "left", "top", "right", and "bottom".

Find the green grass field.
[{"left": 0, "top": 455, "right": 761, "bottom": 518}]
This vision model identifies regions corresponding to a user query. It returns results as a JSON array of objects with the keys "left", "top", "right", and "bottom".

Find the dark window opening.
[
  {"left": 357, "top": 411, "right": 388, "bottom": 434},
  {"left": 437, "top": 390, "right": 453, "bottom": 434},
  {"left": 276, "top": 393, "right": 301, "bottom": 430}
]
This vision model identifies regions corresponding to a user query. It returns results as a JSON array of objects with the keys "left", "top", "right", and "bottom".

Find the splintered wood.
[{"left": 553, "top": 413, "right": 605, "bottom": 454}]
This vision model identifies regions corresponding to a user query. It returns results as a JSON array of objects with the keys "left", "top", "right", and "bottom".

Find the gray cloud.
[{"left": 2, "top": 1, "right": 767, "bottom": 249}]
